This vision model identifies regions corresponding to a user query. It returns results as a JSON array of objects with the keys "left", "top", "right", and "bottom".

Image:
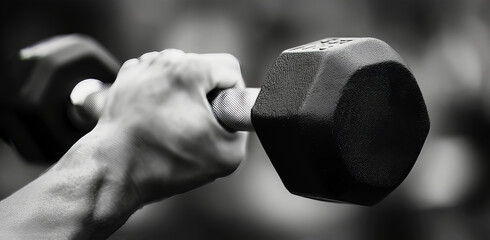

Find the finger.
[
  {"left": 203, "top": 53, "right": 241, "bottom": 70},
  {"left": 120, "top": 58, "right": 139, "bottom": 70},
  {"left": 138, "top": 51, "right": 159, "bottom": 64},
  {"left": 202, "top": 53, "right": 245, "bottom": 91}
]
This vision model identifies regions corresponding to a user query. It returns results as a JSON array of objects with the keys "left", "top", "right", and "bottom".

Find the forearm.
[
  {"left": 0, "top": 125, "right": 140, "bottom": 239},
  {"left": 0, "top": 50, "right": 247, "bottom": 239}
]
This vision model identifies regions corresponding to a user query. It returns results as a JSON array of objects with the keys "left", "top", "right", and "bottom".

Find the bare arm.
[{"left": 0, "top": 50, "right": 247, "bottom": 239}]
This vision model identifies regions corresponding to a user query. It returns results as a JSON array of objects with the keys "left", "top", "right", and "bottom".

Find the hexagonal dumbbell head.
[
  {"left": 0, "top": 35, "right": 120, "bottom": 162},
  {"left": 251, "top": 38, "right": 430, "bottom": 205}
]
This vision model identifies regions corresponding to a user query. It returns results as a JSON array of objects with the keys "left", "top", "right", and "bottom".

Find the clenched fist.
[{"left": 98, "top": 49, "right": 248, "bottom": 203}]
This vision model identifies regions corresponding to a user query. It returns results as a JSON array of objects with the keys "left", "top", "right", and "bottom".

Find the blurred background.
[{"left": 1, "top": 0, "right": 490, "bottom": 239}]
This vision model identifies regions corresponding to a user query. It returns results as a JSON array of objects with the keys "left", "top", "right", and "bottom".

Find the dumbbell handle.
[{"left": 70, "top": 79, "right": 260, "bottom": 131}]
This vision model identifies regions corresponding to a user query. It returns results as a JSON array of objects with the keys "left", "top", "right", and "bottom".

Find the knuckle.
[
  {"left": 182, "top": 53, "right": 202, "bottom": 70},
  {"left": 121, "top": 58, "right": 138, "bottom": 68},
  {"left": 161, "top": 48, "right": 185, "bottom": 55},
  {"left": 158, "top": 49, "right": 185, "bottom": 61},
  {"left": 224, "top": 53, "right": 239, "bottom": 62},
  {"left": 140, "top": 51, "right": 158, "bottom": 59},
  {"left": 154, "top": 49, "right": 185, "bottom": 66},
  {"left": 221, "top": 53, "right": 240, "bottom": 69},
  {"left": 169, "top": 54, "right": 207, "bottom": 87}
]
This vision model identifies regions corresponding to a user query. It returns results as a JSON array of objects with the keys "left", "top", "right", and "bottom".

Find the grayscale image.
[{"left": 0, "top": 0, "right": 489, "bottom": 239}]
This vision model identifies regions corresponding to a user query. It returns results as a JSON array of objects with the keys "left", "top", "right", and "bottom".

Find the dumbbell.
[
  {"left": 2, "top": 35, "right": 430, "bottom": 205},
  {"left": 1, "top": 35, "right": 120, "bottom": 162}
]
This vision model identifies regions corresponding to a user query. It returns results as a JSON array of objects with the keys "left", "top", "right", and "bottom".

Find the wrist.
[
  {"left": 0, "top": 123, "right": 143, "bottom": 239},
  {"left": 49, "top": 123, "right": 142, "bottom": 236}
]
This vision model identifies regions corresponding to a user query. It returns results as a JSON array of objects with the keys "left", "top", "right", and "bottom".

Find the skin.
[{"left": 0, "top": 49, "right": 248, "bottom": 239}]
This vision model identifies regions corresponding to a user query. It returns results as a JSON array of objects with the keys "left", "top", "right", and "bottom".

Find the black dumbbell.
[
  {"left": 1, "top": 35, "right": 120, "bottom": 162},
  {"left": 2, "top": 35, "right": 430, "bottom": 205}
]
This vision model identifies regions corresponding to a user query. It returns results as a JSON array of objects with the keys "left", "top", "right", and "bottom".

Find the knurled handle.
[{"left": 70, "top": 79, "right": 259, "bottom": 131}]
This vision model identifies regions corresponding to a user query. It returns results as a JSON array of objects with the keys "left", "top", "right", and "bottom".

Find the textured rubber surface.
[
  {"left": 2, "top": 35, "right": 120, "bottom": 163},
  {"left": 251, "top": 38, "right": 430, "bottom": 205}
]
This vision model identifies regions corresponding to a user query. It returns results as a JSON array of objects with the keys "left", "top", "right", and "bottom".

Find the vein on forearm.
[{"left": 0, "top": 129, "right": 140, "bottom": 239}]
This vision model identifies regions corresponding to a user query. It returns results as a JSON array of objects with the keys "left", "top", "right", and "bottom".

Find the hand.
[
  {"left": 0, "top": 49, "right": 247, "bottom": 239},
  {"left": 96, "top": 49, "right": 248, "bottom": 204}
]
